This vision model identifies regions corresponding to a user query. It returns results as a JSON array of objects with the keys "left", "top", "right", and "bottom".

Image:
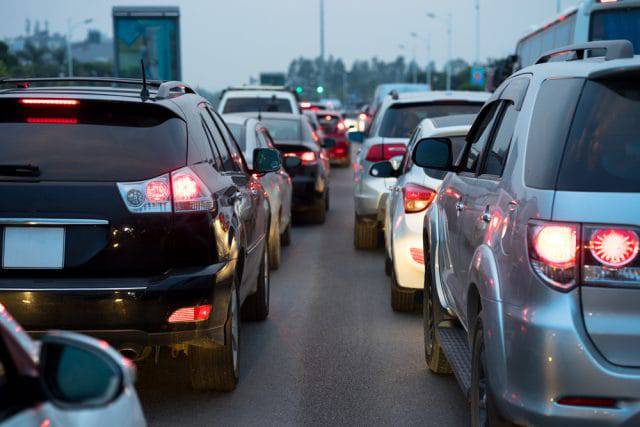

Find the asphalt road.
[{"left": 136, "top": 165, "right": 468, "bottom": 426}]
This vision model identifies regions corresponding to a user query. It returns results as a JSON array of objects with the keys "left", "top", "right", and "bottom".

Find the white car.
[
  {"left": 352, "top": 90, "right": 490, "bottom": 250},
  {"left": 224, "top": 114, "right": 293, "bottom": 269},
  {"left": 375, "top": 115, "right": 475, "bottom": 311},
  {"left": 218, "top": 86, "right": 301, "bottom": 116}
]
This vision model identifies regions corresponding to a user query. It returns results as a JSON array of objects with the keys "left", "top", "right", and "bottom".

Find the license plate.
[{"left": 2, "top": 227, "right": 65, "bottom": 269}]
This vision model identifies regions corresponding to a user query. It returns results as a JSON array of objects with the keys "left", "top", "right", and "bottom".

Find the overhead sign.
[{"left": 470, "top": 66, "right": 486, "bottom": 87}]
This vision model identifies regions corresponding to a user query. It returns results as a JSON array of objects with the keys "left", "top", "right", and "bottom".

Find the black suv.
[{"left": 0, "top": 77, "right": 281, "bottom": 391}]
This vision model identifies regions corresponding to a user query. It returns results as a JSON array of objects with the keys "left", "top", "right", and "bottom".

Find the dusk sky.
[{"left": 2, "top": 0, "right": 581, "bottom": 90}]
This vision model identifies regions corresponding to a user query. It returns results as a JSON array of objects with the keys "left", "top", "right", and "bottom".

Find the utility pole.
[
  {"left": 66, "top": 18, "right": 93, "bottom": 77},
  {"left": 427, "top": 35, "right": 432, "bottom": 89},
  {"left": 475, "top": 0, "right": 480, "bottom": 65},
  {"left": 319, "top": 0, "right": 325, "bottom": 93},
  {"left": 446, "top": 13, "right": 452, "bottom": 91},
  {"left": 557, "top": 0, "right": 562, "bottom": 13}
]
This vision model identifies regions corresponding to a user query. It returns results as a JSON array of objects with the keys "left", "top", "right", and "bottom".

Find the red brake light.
[
  {"left": 172, "top": 174, "right": 199, "bottom": 201},
  {"left": 365, "top": 143, "right": 406, "bottom": 162},
  {"left": 286, "top": 151, "right": 317, "bottom": 166},
  {"left": 402, "top": 184, "right": 436, "bottom": 213},
  {"left": 20, "top": 98, "right": 79, "bottom": 106},
  {"left": 557, "top": 397, "right": 617, "bottom": 408},
  {"left": 171, "top": 167, "right": 215, "bottom": 212},
  {"left": 589, "top": 228, "right": 639, "bottom": 268},
  {"left": 26, "top": 117, "right": 78, "bottom": 124},
  {"left": 145, "top": 180, "right": 170, "bottom": 203},
  {"left": 533, "top": 225, "right": 577, "bottom": 267},
  {"left": 168, "top": 305, "right": 212, "bottom": 323}
]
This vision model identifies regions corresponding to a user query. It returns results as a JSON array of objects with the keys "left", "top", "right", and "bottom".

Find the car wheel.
[
  {"left": 325, "top": 189, "right": 330, "bottom": 211},
  {"left": 390, "top": 266, "right": 418, "bottom": 312},
  {"left": 188, "top": 283, "right": 240, "bottom": 392},
  {"left": 309, "top": 195, "right": 327, "bottom": 224},
  {"left": 281, "top": 223, "right": 291, "bottom": 247},
  {"left": 354, "top": 215, "right": 378, "bottom": 250},
  {"left": 268, "top": 218, "right": 281, "bottom": 270},
  {"left": 384, "top": 251, "right": 392, "bottom": 276},
  {"left": 423, "top": 244, "right": 452, "bottom": 374},
  {"left": 471, "top": 315, "right": 511, "bottom": 427},
  {"left": 242, "top": 245, "right": 270, "bottom": 321}
]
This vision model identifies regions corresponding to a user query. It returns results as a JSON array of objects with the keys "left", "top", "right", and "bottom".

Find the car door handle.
[
  {"left": 482, "top": 206, "right": 492, "bottom": 223},
  {"left": 455, "top": 201, "right": 465, "bottom": 212}
]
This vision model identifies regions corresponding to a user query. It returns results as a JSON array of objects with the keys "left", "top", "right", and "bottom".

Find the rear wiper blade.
[{"left": 0, "top": 164, "right": 40, "bottom": 176}]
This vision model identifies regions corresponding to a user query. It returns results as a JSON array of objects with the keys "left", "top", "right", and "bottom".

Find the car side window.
[
  {"left": 480, "top": 103, "right": 519, "bottom": 178},
  {"left": 201, "top": 110, "right": 235, "bottom": 172},
  {"left": 199, "top": 116, "right": 224, "bottom": 170},
  {"left": 460, "top": 102, "right": 501, "bottom": 174},
  {"left": 208, "top": 108, "right": 247, "bottom": 173},
  {"left": 402, "top": 129, "right": 419, "bottom": 173}
]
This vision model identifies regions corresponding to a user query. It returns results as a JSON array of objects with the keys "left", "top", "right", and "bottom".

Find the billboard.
[{"left": 113, "top": 6, "right": 181, "bottom": 80}]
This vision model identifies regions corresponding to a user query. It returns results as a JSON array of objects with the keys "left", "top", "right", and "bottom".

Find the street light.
[
  {"left": 409, "top": 32, "right": 419, "bottom": 83},
  {"left": 427, "top": 12, "right": 453, "bottom": 91},
  {"left": 66, "top": 18, "right": 93, "bottom": 77},
  {"left": 410, "top": 32, "right": 432, "bottom": 88}
]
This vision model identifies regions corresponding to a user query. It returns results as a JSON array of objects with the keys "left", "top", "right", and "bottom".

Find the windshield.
[
  {"left": 557, "top": 80, "right": 640, "bottom": 192},
  {"left": 590, "top": 8, "right": 640, "bottom": 53},
  {"left": 222, "top": 97, "right": 293, "bottom": 114},
  {"left": 226, "top": 122, "right": 247, "bottom": 150},
  {"left": 379, "top": 102, "right": 483, "bottom": 138},
  {"left": 260, "top": 118, "right": 301, "bottom": 141}
]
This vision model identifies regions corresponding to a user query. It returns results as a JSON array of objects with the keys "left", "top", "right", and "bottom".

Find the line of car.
[
  {"left": 357, "top": 40, "right": 640, "bottom": 426},
  {"left": 0, "top": 80, "right": 340, "bottom": 425}
]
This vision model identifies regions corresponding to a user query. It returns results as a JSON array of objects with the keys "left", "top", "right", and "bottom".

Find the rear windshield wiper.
[{"left": 0, "top": 164, "right": 40, "bottom": 177}]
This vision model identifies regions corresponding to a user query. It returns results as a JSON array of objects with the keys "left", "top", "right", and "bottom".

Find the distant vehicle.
[
  {"left": 240, "top": 112, "right": 331, "bottom": 224},
  {"left": 317, "top": 111, "right": 351, "bottom": 167},
  {"left": 368, "top": 83, "right": 431, "bottom": 118},
  {"left": 299, "top": 102, "right": 327, "bottom": 112},
  {"left": 351, "top": 90, "right": 489, "bottom": 250},
  {"left": 421, "top": 40, "right": 640, "bottom": 425},
  {"left": 319, "top": 98, "right": 343, "bottom": 111},
  {"left": 0, "top": 303, "right": 145, "bottom": 426},
  {"left": 223, "top": 114, "right": 294, "bottom": 269},
  {"left": 219, "top": 86, "right": 301, "bottom": 115},
  {"left": 371, "top": 115, "right": 474, "bottom": 312},
  {"left": 0, "top": 77, "right": 281, "bottom": 392},
  {"left": 516, "top": 0, "right": 640, "bottom": 69}
]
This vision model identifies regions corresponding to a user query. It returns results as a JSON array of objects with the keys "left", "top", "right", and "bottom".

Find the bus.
[{"left": 516, "top": 0, "right": 640, "bottom": 69}]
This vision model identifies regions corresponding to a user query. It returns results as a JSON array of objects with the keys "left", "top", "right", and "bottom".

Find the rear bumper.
[
  {"left": 0, "top": 262, "right": 235, "bottom": 348},
  {"left": 354, "top": 171, "right": 394, "bottom": 218}
]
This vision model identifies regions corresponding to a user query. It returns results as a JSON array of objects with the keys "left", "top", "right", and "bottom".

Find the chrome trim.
[
  {"left": 0, "top": 287, "right": 147, "bottom": 291},
  {"left": 247, "top": 233, "right": 266, "bottom": 254},
  {"left": 0, "top": 218, "right": 108, "bottom": 226}
]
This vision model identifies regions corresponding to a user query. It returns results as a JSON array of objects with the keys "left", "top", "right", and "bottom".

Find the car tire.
[
  {"left": 281, "top": 223, "right": 291, "bottom": 247},
  {"left": 188, "top": 283, "right": 240, "bottom": 392},
  {"left": 384, "top": 251, "right": 392, "bottom": 276},
  {"left": 309, "top": 195, "right": 327, "bottom": 224},
  {"left": 390, "top": 267, "right": 418, "bottom": 312},
  {"left": 471, "top": 315, "right": 512, "bottom": 427},
  {"left": 423, "top": 243, "right": 452, "bottom": 374},
  {"left": 268, "top": 218, "right": 281, "bottom": 270},
  {"left": 354, "top": 215, "right": 378, "bottom": 250},
  {"left": 242, "top": 245, "right": 270, "bottom": 321},
  {"left": 325, "top": 189, "right": 330, "bottom": 211}
]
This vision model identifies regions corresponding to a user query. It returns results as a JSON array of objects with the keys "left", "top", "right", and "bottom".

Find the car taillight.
[
  {"left": 583, "top": 226, "right": 640, "bottom": 284},
  {"left": 20, "top": 98, "right": 79, "bottom": 106},
  {"left": 168, "top": 304, "right": 212, "bottom": 323},
  {"left": 410, "top": 247, "right": 424, "bottom": 264},
  {"left": 528, "top": 221, "right": 578, "bottom": 290},
  {"left": 365, "top": 143, "right": 406, "bottom": 162},
  {"left": 286, "top": 151, "right": 317, "bottom": 166},
  {"left": 118, "top": 167, "right": 215, "bottom": 214},
  {"left": 402, "top": 184, "right": 436, "bottom": 213}
]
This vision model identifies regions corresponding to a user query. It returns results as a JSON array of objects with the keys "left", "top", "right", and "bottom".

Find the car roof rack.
[
  {"left": 535, "top": 40, "right": 634, "bottom": 65},
  {"left": 0, "top": 77, "right": 196, "bottom": 100}
]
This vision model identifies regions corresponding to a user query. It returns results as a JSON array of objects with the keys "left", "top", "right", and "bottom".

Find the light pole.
[
  {"left": 475, "top": 0, "right": 480, "bottom": 65},
  {"left": 557, "top": 0, "right": 562, "bottom": 13},
  {"left": 409, "top": 32, "right": 419, "bottom": 83},
  {"left": 427, "top": 12, "right": 453, "bottom": 91},
  {"left": 66, "top": 18, "right": 93, "bottom": 77},
  {"left": 397, "top": 44, "right": 406, "bottom": 81},
  {"left": 410, "top": 32, "right": 432, "bottom": 87},
  {"left": 319, "top": 0, "right": 325, "bottom": 94}
]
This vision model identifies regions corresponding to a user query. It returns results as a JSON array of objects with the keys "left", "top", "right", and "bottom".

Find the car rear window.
[
  {"left": 0, "top": 99, "right": 186, "bottom": 182},
  {"left": 226, "top": 122, "right": 247, "bottom": 150},
  {"left": 556, "top": 80, "right": 640, "bottom": 192},
  {"left": 222, "top": 97, "right": 292, "bottom": 114},
  {"left": 379, "top": 102, "right": 483, "bottom": 138},
  {"left": 317, "top": 114, "right": 341, "bottom": 134},
  {"left": 260, "top": 118, "right": 301, "bottom": 142}
]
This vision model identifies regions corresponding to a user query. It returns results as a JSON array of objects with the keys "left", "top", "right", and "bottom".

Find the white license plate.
[{"left": 2, "top": 227, "right": 65, "bottom": 269}]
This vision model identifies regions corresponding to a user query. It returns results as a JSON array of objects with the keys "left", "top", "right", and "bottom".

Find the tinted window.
[
  {"left": 227, "top": 123, "right": 246, "bottom": 150},
  {"left": 379, "top": 102, "right": 483, "bottom": 138},
  {"left": 557, "top": 80, "right": 640, "bottom": 192},
  {"left": 200, "top": 116, "right": 223, "bottom": 169},
  {"left": 591, "top": 8, "right": 640, "bottom": 54},
  {"left": 223, "top": 97, "right": 292, "bottom": 114},
  {"left": 201, "top": 111, "right": 234, "bottom": 171},
  {"left": 210, "top": 111, "right": 245, "bottom": 172},
  {"left": 460, "top": 103, "right": 500, "bottom": 174},
  {"left": 481, "top": 104, "right": 518, "bottom": 177},
  {"left": 0, "top": 100, "right": 186, "bottom": 182},
  {"left": 261, "top": 119, "right": 302, "bottom": 141},
  {"left": 525, "top": 78, "right": 583, "bottom": 189}
]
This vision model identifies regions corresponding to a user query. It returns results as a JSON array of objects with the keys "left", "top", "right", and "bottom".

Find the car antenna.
[{"left": 140, "top": 59, "right": 150, "bottom": 101}]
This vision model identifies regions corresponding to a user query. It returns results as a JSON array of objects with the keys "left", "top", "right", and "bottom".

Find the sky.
[{"left": 1, "top": 0, "right": 582, "bottom": 91}]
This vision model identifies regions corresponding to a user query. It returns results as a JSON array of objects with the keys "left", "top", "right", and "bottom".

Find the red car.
[{"left": 316, "top": 111, "right": 350, "bottom": 167}]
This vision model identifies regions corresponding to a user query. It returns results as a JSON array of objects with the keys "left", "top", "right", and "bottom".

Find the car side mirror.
[
  {"left": 369, "top": 161, "right": 399, "bottom": 178},
  {"left": 253, "top": 148, "right": 282, "bottom": 174},
  {"left": 412, "top": 138, "right": 453, "bottom": 171},
  {"left": 283, "top": 155, "right": 302, "bottom": 169},
  {"left": 348, "top": 131, "right": 364, "bottom": 143},
  {"left": 39, "top": 331, "right": 132, "bottom": 408},
  {"left": 323, "top": 138, "right": 336, "bottom": 149}
]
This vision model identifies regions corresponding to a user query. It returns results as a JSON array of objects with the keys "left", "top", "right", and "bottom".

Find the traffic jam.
[{"left": 0, "top": 0, "right": 640, "bottom": 426}]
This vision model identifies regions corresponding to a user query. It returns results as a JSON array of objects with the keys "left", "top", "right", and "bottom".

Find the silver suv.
[
  {"left": 418, "top": 41, "right": 640, "bottom": 425},
  {"left": 352, "top": 91, "right": 489, "bottom": 250}
]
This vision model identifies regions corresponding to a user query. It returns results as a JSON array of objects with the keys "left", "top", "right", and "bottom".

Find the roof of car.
[
  {"left": 221, "top": 89, "right": 296, "bottom": 99},
  {"left": 428, "top": 114, "right": 477, "bottom": 129},
  {"left": 232, "top": 111, "right": 302, "bottom": 121},
  {"left": 514, "top": 55, "right": 640, "bottom": 80},
  {"left": 380, "top": 91, "right": 491, "bottom": 110}
]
